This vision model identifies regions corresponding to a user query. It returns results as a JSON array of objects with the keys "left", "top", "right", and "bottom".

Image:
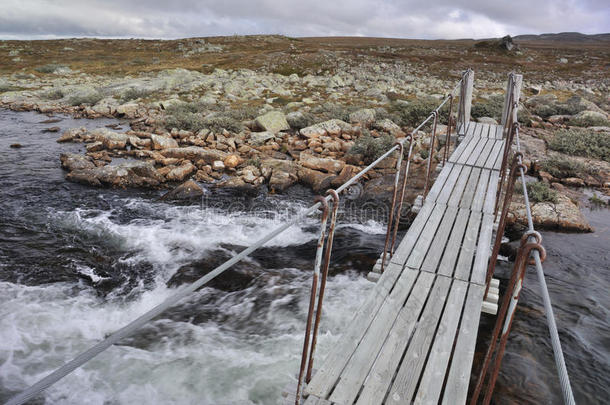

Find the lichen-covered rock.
[
  {"left": 248, "top": 131, "right": 275, "bottom": 145},
  {"left": 299, "top": 152, "right": 345, "bottom": 173},
  {"left": 151, "top": 134, "right": 179, "bottom": 150},
  {"left": 60, "top": 153, "right": 95, "bottom": 171},
  {"left": 165, "top": 161, "right": 196, "bottom": 182},
  {"left": 66, "top": 161, "right": 163, "bottom": 188},
  {"left": 160, "top": 146, "right": 228, "bottom": 164},
  {"left": 300, "top": 119, "right": 353, "bottom": 138},
  {"left": 372, "top": 119, "right": 402, "bottom": 136},
  {"left": 57, "top": 127, "right": 87, "bottom": 143},
  {"left": 507, "top": 194, "right": 592, "bottom": 232},
  {"left": 255, "top": 111, "right": 290, "bottom": 133},
  {"left": 349, "top": 108, "right": 376, "bottom": 126},
  {"left": 92, "top": 128, "right": 128, "bottom": 150}
]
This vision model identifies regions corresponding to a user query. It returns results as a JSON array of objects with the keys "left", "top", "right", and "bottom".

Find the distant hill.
[{"left": 513, "top": 32, "right": 610, "bottom": 43}]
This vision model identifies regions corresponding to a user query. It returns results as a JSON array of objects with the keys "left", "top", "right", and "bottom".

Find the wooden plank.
[
  {"left": 414, "top": 280, "right": 468, "bottom": 405},
  {"left": 436, "top": 165, "right": 464, "bottom": 204},
  {"left": 470, "top": 169, "right": 491, "bottom": 213},
  {"left": 441, "top": 285, "right": 485, "bottom": 405},
  {"left": 437, "top": 208, "right": 470, "bottom": 278},
  {"left": 458, "top": 168, "right": 482, "bottom": 209},
  {"left": 447, "top": 166, "right": 473, "bottom": 207},
  {"left": 454, "top": 211, "right": 482, "bottom": 282},
  {"left": 304, "top": 395, "right": 333, "bottom": 405},
  {"left": 456, "top": 132, "right": 483, "bottom": 165},
  {"left": 406, "top": 204, "right": 448, "bottom": 270},
  {"left": 390, "top": 202, "right": 435, "bottom": 265},
  {"left": 466, "top": 138, "right": 489, "bottom": 166},
  {"left": 483, "top": 171, "right": 499, "bottom": 214},
  {"left": 420, "top": 206, "right": 459, "bottom": 274},
  {"left": 385, "top": 276, "right": 453, "bottom": 404},
  {"left": 494, "top": 124, "right": 503, "bottom": 140},
  {"left": 493, "top": 140, "right": 507, "bottom": 171},
  {"left": 425, "top": 162, "right": 453, "bottom": 202},
  {"left": 471, "top": 213, "right": 494, "bottom": 285},
  {"left": 474, "top": 138, "right": 495, "bottom": 168},
  {"left": 328, "top": 270, "right": 420, "bottom": 404},
  {"left": 477, "top": 123, "right": 490, "bottom": 138},
  {"left": 305, "top": 260, "right": 404, "bottom": 398},
  {"left": 355, "top": 273, "right": 436, "bottom": 405},
  {"left": 448, "top": 135, "right": 475, "bottom": 164},
  {"left": 484, "top": 140, "right": 504, "bottom": 170}
]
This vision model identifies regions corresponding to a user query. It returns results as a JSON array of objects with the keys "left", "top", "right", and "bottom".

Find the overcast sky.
[{"left": 1, "top": 0, "right": 609, "bottom": 40}]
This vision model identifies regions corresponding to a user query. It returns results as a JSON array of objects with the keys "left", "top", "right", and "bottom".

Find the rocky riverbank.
[{"left": 1, "top": 35, "right": 609, "bottom": 231}]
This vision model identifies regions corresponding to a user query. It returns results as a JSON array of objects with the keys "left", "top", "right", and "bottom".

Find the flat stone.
[{"left": 255, "top": 111, "right": 290, "bottom": 133}]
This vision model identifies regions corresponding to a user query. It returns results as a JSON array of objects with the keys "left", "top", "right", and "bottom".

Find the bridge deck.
[{"left": 303, "top": 122, "right": 504, "bottom": 405}]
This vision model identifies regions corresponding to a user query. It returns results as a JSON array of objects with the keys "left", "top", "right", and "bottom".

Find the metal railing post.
[
  {"left": 423, "top": 111, "right": 438, "bottom": 198},
  {"left": 381, "top": 143, "right": 404, "bottom": 272}
]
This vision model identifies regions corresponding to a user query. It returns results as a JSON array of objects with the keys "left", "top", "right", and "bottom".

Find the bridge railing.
[
  {"left": 470, "top": 73, "right": 576, "bottom": 405},
  {"left": 5, "top": 72, "right": 470, "bottom": 405}
]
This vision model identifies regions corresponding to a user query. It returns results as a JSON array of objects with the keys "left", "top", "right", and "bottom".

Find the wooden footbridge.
[
  {"left": 5, "top": 71, "right": 575, "bottom": 405},
  {"left": 300, "top": 120, "right": 505, "bottom": 405}
]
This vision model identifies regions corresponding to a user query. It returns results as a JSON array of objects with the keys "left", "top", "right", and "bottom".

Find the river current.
[{"left": 0, "top": 109, "right": 607, "bottom": 404}]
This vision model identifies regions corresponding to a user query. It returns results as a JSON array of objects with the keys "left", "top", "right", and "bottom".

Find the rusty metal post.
[
  {"left": 484, "top": 153, "right": 525, "bottom": 299},
  {"left": 423, "top": 111, "right": 438, "bottom": 198},
  {"left": 306, "top": 190, "right": 340, "bottom": 382},
  {"left": 390, "top": 135, "right": 414, "bottom": 255},
  {"left": 381, "top": 142, "right": 404, "bottom": 272},
  {"left": 443, "top": 95, "right": 454, "bottom": 166},
  {"left": 494, "top": 119, "right": 518, "bottom": 219},
  {"left": 471, "top": 232, "right": 545, "bottom": 405},
  {"left": 296, "top": 197, "right": 329, "bottom": 405}
]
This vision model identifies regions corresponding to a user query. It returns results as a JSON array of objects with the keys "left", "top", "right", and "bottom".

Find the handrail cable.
[{"left": 5, "top": 76, "right": 465, "bottom": 405}]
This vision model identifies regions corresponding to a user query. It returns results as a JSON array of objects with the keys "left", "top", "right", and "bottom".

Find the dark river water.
[{"left": 0, "top": 109, "right": 608, "bottom": 404}]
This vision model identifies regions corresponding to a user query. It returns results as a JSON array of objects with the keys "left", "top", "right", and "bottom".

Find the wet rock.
[
  {"left": 299, "top": 152, "right": 345, "bottom": 174},
  {"left": 66, "top": 161, "right": 164, "bottom": 188},
  {"left": 160, "top": 146, "right": 228, "bottom": 164},
  {"left": 349, "top": 108, "right": 376, "bottom": 126},
  {"left": 57, "top": 127, "right": 86, "bottom": 143},
  {"left": 92, "top": 128, "right": 128, "bottom": 150},
  {"left": 255, "top": 111, "right": 289, "bottom": 133},
  {"left": 263, "top": 158, "right": 300, "bottom": 192},
  {"left": 160, "top": 180, "right": 204, "bottom": 201},
  {"left": 151, "top": 134, "right": 179, "bottom": 150},
  {"left": 331, "top": 164, "right": 360, "bottom": 188},
  {"left": 298, "top": 167, "right": 335, "bottom": 193},
  {"left": 42, "top": 126, "right": 60, "bottom": 133},
  {"left": 86, "top": 141, "right": 104, "bottom": 153},
  {"left": 165, "top": 161, "right": 196, "bottom": 182},
  {"left": 507, "top": 194, "right": 592, "bottom": 232},
  {"left": 10, "top": 143, "right": 22, "bottom": 148},
  {"left": 60, "top": 153, "right": 96, "bottom": 171}
]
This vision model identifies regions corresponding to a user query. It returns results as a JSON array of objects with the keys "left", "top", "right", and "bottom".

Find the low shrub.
[
  {"left": 349, "top": 131, "right": 395, "bottom": 164},
  {"left": 44, "top": 88, "right": 65, "bottom": 100},
  {"left": 569, "top": 112, "right": 609, "bottom": 128},
  {"left": 471, "top": 95, "right": 505, "bottom": 121},
  {"left": 548, "top": 129, "right": 610, "bottom": 162},
  {"left": 34, "top": 63, "right": 68, "bottom": 74},
  {"left": 120, "top": 87, "right": 153, "bottom": 103},
  {"left": 311, "top": 103, "right": 354, "bottom": 122},
  {"left": 68, "top": 91, "right": 103, "bottom": 106},
  {"left": 392, "top": 98, "right": 443, "bottom": 128},
  {"left": 163, "top": 103, "right": 246, "bottom": 132},
  {"left": 539, "top": 157, "right": 591, "bottom": 179},
  {"left": 526, "top": 181, "right": 558, "bottom": 204}
]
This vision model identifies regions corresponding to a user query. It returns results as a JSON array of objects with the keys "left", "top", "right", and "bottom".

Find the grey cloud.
[{"left": 0, "top": 0, "right": 608, "bottom": 39}]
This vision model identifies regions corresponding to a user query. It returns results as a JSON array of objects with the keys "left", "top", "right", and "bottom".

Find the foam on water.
[{"left": 0, "top": 194, "right": 374, "bottom": 404}]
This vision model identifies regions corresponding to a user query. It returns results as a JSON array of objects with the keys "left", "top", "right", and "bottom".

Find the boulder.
[
  {"left": 248, "top": 131, "right": 275, "bottom": 145},
  {"left": 92, "top": 128, "right": 129, "bottom": 150},
  {"left": 255, "top": 111, "right": 290, "bottom": 133},
  {"left": 151, "top": 134, "right": 179, "bottom": 150},
  {"left": 165, "top": 161, "right": 196, "bottom": 182},
  {"left": 507, "top": 194, "right": 592, "bottom": 232},
  {"left": 60, "top": 153, "right": 96, "bottom": 171},
  {"left": 477, "top": 117, "right": 498, "bottom": 125},
  {"left": 331, "top": 164, "right": 360, "bottom": 188},
  {"left": 499, "top": 35, "right": 514, "bottom": 51},
  {"left": 373, "top": 119, "right": 402, "bottom": 136},
  {"left": 298, "top": 167, "right": 335, "bottom": 193},
  {"left": 223, "top": 154, "right": 241, "bottom": 169},
  {"left": 160, "top": 180, "right": 204, "bottom": 200},
  {"left": 57, "top": 127, "right": 86, "bottom": 143},
  {"left": 160, "top": 146, "right": 228, "bottom": 164},
  {"left": 66, "top": 161, "right": 164, "bottom": 188},
  {"left": 349, "top": 109, "right": 376, "bottom": 126},
  {"left": 299, "top": 152, "right": 345, "bottom": 174},
  {"left": 300, "top": 119, "right": 353, "bottom": 138},
  {"left": 570, "top": 110, "right": 609, "bottom": 127}
]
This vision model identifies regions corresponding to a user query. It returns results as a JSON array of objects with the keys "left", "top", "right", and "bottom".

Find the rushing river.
[{"left": 0, "top": 109, "right": 608, "bottom": 404}]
